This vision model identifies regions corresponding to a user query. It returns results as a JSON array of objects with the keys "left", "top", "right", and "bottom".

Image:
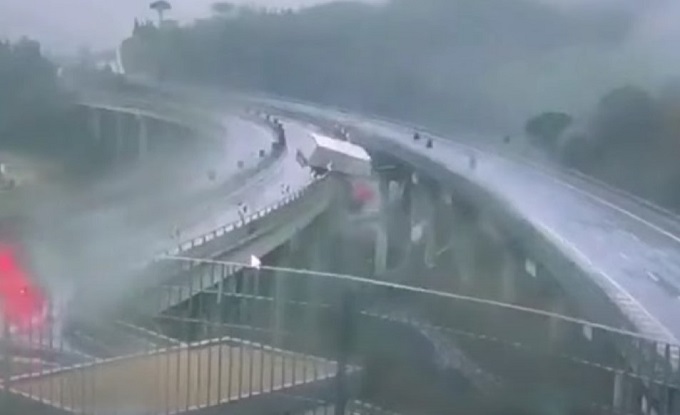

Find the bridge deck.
[{"left": 9, "top": 341, "right": 337, "bottom": 414}]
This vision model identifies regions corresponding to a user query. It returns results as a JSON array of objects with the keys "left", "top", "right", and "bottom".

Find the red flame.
[{"left": 0, "top": 244, "right": 45, "bottom": 330}]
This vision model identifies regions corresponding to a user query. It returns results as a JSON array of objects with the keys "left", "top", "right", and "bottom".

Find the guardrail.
[
  {"left": 242, "top": 91, "right": 680, "bottom": 230},
  {"left": 158, "top": 175, "right": 320, "bottom": 261},
  {"left": 4, "top": 257, "right": 679, "bottom": 415},
  {"left": 104, "top": 79, "right": 678, "bottom": 227},
  {"left": 243, "top": 93, "right": 680, "bottom": 324},
  {"left": 77, "top": 89, "right": 304, "bottom": 267}
]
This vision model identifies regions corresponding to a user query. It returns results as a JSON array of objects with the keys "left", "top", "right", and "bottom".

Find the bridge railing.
[
  {"left": 3, "top": 259, "right": 680, "bottom": 415},
  {"left": 104, "top": 79, "right": 680, "bottom": 227},
  {"left": 239, "top": 90, "right": 680, "bottom": 225},
  {"left": 156, "top": 174, "right": 321, "bottom": 262}
]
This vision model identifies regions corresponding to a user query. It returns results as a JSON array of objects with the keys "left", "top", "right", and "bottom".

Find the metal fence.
[{"left": 2, "top": 257, "right": 680, "bottom": 415}]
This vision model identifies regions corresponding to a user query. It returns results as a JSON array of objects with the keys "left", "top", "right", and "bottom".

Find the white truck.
[{"left": 296, "top": 132, "right": 372, "bottom": 177}]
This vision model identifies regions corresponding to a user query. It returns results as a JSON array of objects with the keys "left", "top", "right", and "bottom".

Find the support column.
[
  {"left": 548, "top": 296, "right": 566, "bottom": 344},
  {"left": 272, "top": 245, "right": 292, "bottom": 348},
  {"left": 612, "top": 371, "right": 627, "bottom": 413},
  {"left": 89, "top": 109, "right": 102, "bottom": 144},
  {"left": 115, "top": 112, "right": 125, "bottom": 159},
  {"left": 305, "top": 213, "right": 332, "bottom": 349},
  {"left": 374, "top": 176, "right": 390, "bottom": 276},
  {"left": 449, "top": 201, "right": 476, "bottom": 291},
  {"left": 401, "top": 176, "right": 412, "bottom": 219},
  {"left": 499, "top": 251, "right": 517, "bottom": 303},
  {"left": 423, "top": 186, "right": 438, "bottom": 270},
  {"left": 137, "top": 114, "right": 149, "bottom": 161}
]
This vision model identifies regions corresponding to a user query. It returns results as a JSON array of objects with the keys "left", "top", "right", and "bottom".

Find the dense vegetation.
[
  {"left": 0, "top": 38, "right": 81, "bottom": 157},
  {"left": 528, "top": 84, "right": 680, "bottom": 209},
  {"left": 121, "top": 0, "right": 680, "bottom": 210},
  {"left": 121, "top": 0, "right": 632, "bottom": 132}
]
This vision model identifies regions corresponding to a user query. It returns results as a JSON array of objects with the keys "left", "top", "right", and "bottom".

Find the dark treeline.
[
  {"left": 526, "top": 84, "right": 680, "bottom": 210},
  {"left": 121, "top": 0, "right": 680, "bottom": 210},
  {"left": 0, "top": 38, "right": 81, "bottom": 158},
  {"left": 121, "top": 0, "right": 632, "bottom": 133}
]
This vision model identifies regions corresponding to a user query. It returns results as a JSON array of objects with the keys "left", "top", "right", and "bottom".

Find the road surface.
[
  {"left": 254, "top": 97, "right": 680, "bottom": 343},
  {"left": 18, "top": 113, "right": 315, "bottom": 320}
]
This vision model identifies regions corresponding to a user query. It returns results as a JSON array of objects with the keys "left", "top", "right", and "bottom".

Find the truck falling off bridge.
[{"left": 296, "top": 132, "right": 371, "bottom": 178}]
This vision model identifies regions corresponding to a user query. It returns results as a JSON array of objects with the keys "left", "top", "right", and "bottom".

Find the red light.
[
  {"left": 0, "top": 244, "right": 46, "bottom": 330},
  {"left": 352, "top": 182, "right": 375, "bottom": 205}
]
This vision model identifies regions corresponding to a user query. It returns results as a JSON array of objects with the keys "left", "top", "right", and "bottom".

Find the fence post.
[
  {"left": 1, "top": 321, "right": 11, "bottom": 409},
  {"left": 335, "top": 290, "right": 355, "bottom": 415}
]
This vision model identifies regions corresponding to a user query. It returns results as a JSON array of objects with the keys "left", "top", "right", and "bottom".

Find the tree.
[
  {"left": 121, "top": 0, "right": 635, "bottom": 133},
  {"left": 150, "top": 0, "right": 172, "bottom": 25},
  {"left": 593, "top": 85, "right": 661, "bottom": 150},
  {"left": 524, "top": 112, "right": 573, "bottom": 152}
]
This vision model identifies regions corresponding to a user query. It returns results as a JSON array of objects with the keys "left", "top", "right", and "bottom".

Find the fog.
[
  {"left": 0, "top": 0, "right": 339, "bottom": 53},
  {"left": 3, "top": 0, "right": 680, "bottom": 311},
  {"left": 484, "top": 0, "right": 680, "bottom": 126}
]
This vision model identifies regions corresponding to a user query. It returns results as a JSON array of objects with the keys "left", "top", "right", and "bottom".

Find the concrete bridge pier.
[
  {"left": 400, "top": 175, "right": 413, "bottom": 220},
  {"left": 373, "top": 175, "right": 390, "bottom": 276},
  {"left": 476, "top": 216, "right": 523, "bottom": 304},
  {"left": 612, "top": 371, "right": 628, "bottom": 413},
  {"left": 114, "top": 111, "right": 126, "bottom": 159},
  {"left": 302, "top": 211, "right": 335, "bottom": 347},
  {"left": 446, "top": 197, "right": 479, "bottom": 293},
  {"left": 136, "top": 114, "right": 149, "bottom": 161},
  {"left": 498, "top": 249, "right": 519, "bottom": 304},
  {"left": 373, "top": 169, "right": 433, "bottom": 280},
  {"left": 88, "top": 108, "right": 102, "bottom": 144},
  {"left": 419, "top": 182, "right": 439, "bottom": 271},
  {"left": 272, "top": 244, "right": 293, "bottom": 348}
]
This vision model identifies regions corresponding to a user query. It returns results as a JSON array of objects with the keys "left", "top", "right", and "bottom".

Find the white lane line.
[
  {"left": 274, "top": 108, "right": 679, "bottom": 338},
  {"left": 502, "top": 148, "right": 680, "bottom": 246},
  {"left": 534, "top": 220, "right": 678, "bottom": 343},
  {"left": 427, "top": 133, "right": 680, "bottom": 247},
  {"left": 425, "top": 136, "right": 680, "bottom": 340},
  {"left": 647, "top": 271, "right": 660, "bottom": 283}
]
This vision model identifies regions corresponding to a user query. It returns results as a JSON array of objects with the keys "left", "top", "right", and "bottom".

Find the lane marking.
[
  {"left": 255, "top": 103, "right": 680, "bottom": 341},
  {"left": 435, "top": 137, "right": 680, "bottom": 246},
  {"left": 533, "top": 220, "right": 678, "bottom": 344},
  {"left": 394, "top": 132, "right": 680, "bottom": 341},
  {"left": 647, "top": 271, "right": 660, "bottom": 283}
]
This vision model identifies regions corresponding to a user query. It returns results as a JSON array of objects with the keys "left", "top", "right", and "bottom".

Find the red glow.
[
  {"left": 352, "top": 182, "right": 375, "bottom": 205},
  {"left": 0, "top": 244, "right": 45, "bottom": 330}
]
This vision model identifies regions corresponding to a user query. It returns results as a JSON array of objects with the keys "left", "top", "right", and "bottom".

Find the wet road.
[
  {"left": 364, "top": 120, "right": 680, "bottom": 343},
  {"left": 256, "top": 97, "right": 680, "bottom": 343},
  {"left": 21, "top": 113, "right": 314, "bottom": 317}
]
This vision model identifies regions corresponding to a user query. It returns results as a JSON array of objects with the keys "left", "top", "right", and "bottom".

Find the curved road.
[
  {"left": 362, "top": 118, "right": 680, "bottom": 343},
  {"left": 19, "top": 111, "right": 314, "bottom": 318},
  {"left": 251, "top": 97, "right": 680, "bottom": 344}
]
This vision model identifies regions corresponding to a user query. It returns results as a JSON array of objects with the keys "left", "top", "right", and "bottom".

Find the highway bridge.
[{"left": 2, "top": 82, "right": 680, "bottom": 415}]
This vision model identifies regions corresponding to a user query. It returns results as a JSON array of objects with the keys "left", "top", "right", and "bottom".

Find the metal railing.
[
  {"left": 3, "top": 257, "right": 680, "bottom": 415},
  {"left": 241, "top": 90, "right": 680, "bottom": 226},
  {"left": 156, "top": 175, "right": 320, "bottom": 261}
]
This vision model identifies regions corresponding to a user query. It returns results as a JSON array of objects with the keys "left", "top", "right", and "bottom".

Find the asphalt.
[
  {"left": 363, "top": 119, "right": 680, "bottom": 343},
  {"left": 255, "top": 97, "right": 680, "bottom": 343},
  {"left": 19, "top": 113, "right": 314, "bottom": 319}
]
